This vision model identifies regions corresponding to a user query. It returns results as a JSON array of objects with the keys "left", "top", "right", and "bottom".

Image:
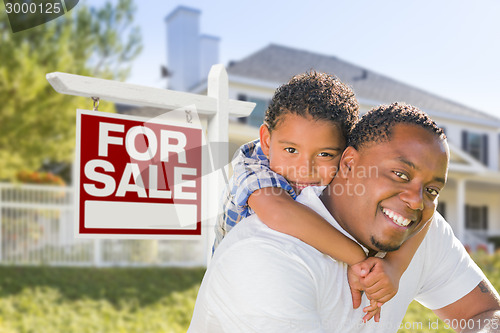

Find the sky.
[{"left": 86, "top": 0, "right": 500, "bottom": 119}]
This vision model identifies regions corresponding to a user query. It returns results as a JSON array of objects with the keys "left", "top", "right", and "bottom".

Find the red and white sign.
[{"left": 75, "top": 110, "right": 202, "bottom": 238}]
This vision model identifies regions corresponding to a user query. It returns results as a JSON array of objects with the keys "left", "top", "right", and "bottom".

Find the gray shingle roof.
[{"left": 227, "top": 44, "right": 500, "bottom": 124}]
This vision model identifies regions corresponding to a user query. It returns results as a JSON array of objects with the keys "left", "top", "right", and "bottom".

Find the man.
[{"left": 188, "top": 103, "right": 500, "bottom": 332}]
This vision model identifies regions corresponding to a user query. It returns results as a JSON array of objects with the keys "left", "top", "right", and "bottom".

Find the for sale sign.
[{"left": 75, "top": 109, "right": 202, "bottom": 238}]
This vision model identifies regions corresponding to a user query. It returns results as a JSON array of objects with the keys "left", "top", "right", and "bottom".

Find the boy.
[{"left": 214, "top": 72, "right": 429, "bottom": 321}]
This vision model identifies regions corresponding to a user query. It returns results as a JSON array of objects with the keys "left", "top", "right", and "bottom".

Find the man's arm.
[{"left": 434, "top": 280, "right": 500, "bottom": 333}]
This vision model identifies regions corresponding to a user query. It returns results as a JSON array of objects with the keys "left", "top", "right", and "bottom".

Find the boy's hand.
[
  {"left": 348, "top": 256, "right": 400, "bottom": 322},
  {"left": 347, "top": 265, "right": 382, "bottom": 322},
  {"left": 347, "top": 262, "right": 369, "bottom": 309},
  {"left": 362, "top": 299, "right": 381, "bottom": 323},
  {"left": 355, "top": 257, "right": 399, "bottom": 304}
]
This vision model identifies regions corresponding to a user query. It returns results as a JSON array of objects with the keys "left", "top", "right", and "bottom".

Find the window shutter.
[
  {"left": 482, "top": 206, "right": 488, "bottom": 229},
  {"left": 237, "top": 94, "right": 248, "bottom": 124},
  {"left": 462, "top": 131, "right": 468, "bottom": 151},
  {"left": 437, "top": 201, "right": 446, "bottom": 219},
  {"left": 465, "top": 204, "right": 470, "bottom": 229},
  {"left": 482, "top": 134, "right": 489, "bottom": 166}
]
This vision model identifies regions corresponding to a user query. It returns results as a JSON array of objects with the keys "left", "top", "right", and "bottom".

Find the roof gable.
[{"left": 227, "top": 44, "right": 500, "bottom": 125}]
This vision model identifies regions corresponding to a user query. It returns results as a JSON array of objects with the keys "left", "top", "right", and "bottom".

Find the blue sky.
[{"left": 85, "top": 0, "right": 500, "bottom": 119}]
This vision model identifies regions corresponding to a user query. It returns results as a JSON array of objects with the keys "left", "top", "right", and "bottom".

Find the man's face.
[
  {"left": 328, "top": 124, "right": 449, "bottom": 253},
  {"left": 260, "top": 113, "right": 346, "bottom": 194}
]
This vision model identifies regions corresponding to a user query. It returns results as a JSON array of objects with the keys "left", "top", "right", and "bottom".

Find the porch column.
[{"left": 456, "top": 178, "right": 466, "bottom": 242}]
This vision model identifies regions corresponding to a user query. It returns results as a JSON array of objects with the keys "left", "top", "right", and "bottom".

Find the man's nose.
[{"left": 399, "top": 183, "right": 424, "bottom": 211}]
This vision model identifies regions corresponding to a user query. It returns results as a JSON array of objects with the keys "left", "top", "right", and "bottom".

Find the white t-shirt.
[{"left": 189, "top": 187, "right": 485, "bottom": 333}]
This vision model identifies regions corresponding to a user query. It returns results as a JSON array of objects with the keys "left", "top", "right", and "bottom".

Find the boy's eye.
[
  {"left": 284, "top": 147, "right": 297, "bottom": 154},
  {"left": 393, "top": 171, "right": 409, "bottom": 181},
  {"left": 318, "top": 152, "right": 333, "bottom": 158}
]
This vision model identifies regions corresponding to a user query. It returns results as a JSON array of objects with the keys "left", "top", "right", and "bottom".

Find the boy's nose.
[{"left": 301, "top": 158, "right": 315, "bottom": 177}]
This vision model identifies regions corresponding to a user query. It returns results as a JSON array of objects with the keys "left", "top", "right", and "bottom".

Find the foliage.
[
  {"left": 0, "top": 266, "right": 205, "bottom": 333},
  {"left": 0, "top": 0, "right": 142, "bottom": 181},
  {"left": 399, "top": 250, "right": 500, "bottom": 333},
  {"left": 0, "top": 252, "right": 498, "bottom": 332},
  {"left": 16, "top": 170, "right": 65, "bottom": 185}
]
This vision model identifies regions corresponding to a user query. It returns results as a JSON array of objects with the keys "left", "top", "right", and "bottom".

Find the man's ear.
[
  {"left": 259, "top": 124, "right": 271, "bottom": 156},
  {"left": 338, "top": 146, "right": 359, "bottom": 178}
]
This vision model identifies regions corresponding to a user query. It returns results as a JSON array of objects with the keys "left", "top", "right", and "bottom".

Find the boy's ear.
[
  {"left": 259, "top": 124, "right": 271, "bottom": 156},
  {"left": 338, "top": 146, "right": 359, "bottom": 178}
]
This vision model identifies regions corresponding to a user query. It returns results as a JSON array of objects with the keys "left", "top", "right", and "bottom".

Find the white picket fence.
[{"left": 0, "top": 183, "right": 206, "bottom": 266}]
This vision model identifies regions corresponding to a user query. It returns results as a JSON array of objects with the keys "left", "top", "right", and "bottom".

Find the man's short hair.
[
  {"left": 349, "top": 102, "right": 446, "bottom": 149},
  {"left": 264, "top": 71, "right": 359, "bottom": 138}
]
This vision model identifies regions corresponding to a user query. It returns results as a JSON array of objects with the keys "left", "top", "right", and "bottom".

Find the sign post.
[{"left": 47, "top": 65, "right": 255, "bottom": 264}]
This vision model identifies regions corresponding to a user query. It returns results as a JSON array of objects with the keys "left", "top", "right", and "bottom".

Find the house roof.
[{"left": 227, "top": 44, "right": 500, "bottom": 125}]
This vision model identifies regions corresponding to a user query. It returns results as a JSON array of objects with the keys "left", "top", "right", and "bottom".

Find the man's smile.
[{"left": 381, "top": 207, "right": 415, "bottom": 228}]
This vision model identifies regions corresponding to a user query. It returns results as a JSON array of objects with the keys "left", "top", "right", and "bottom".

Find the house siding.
[{"left": 432, "top": 117, "right": 499, "bottom": 170}]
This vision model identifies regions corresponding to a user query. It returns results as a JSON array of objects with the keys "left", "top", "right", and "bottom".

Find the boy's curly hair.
[
  {"left": 264, "top": 71, "right": 359, "bottom": 138},
  {"left": 349, "top": 102, "right": 446, "bottom": 149}
]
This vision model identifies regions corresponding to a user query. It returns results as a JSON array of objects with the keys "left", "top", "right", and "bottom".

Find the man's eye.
[
  {"left": 393, "top": 171, "right": 409, "bottom": 181},
  {"left": 426, "top": 188, "right": 439, "bottom": 196},
  {"left": 284, "top": 147, "right": 297, "bottom": 154}
]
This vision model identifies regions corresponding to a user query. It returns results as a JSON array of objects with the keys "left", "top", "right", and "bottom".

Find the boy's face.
[
  {"left": 329, "top": 124, "right": 449, "bottom": 253},
  {"left": 260, "top": 113, "right": 346, "bottom": 194}
]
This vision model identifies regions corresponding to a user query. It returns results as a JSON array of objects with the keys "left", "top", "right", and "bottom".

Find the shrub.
[{"left": 16, "top": 170, "right": 65, "bottom": 186}]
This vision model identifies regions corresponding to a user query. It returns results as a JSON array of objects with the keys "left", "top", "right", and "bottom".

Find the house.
[{"left": 144, "top": 6, "right": 500, "bottom": 251}]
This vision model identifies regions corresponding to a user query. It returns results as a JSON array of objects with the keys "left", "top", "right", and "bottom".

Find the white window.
[
  {"left": 462, "top": 131, "right": 488, "bottom": 165},
  {"left": 237, "top": 94, "right": 270, "bottom": 128},
  {"left": 465, "top": 205, "right": 488, "bottom": 230}
]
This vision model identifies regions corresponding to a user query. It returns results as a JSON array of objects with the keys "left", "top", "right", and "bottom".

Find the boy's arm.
[{"left": 248, "top": 187, "right": 366, "bottom": 266}]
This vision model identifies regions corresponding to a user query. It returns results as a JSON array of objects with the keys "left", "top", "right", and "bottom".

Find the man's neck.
[
  {"left": 319, "top": 186, "right": 347, "bottom": 235},
  {"left": 320, "top": 187, "right": 378, "bottom": 256}
]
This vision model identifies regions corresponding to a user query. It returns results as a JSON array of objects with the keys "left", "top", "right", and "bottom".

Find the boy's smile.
[{"left": 260, "top": 113, "right": 346, "bottom": 195}]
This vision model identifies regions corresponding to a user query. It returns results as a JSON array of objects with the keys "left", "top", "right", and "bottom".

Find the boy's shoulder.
[
  {"left": 239, "top": 139, "right": 259, "bottom": 156},
  {"left": 238, "top": 139, "right": 266, "bottom": 160},
  {"left": 232, "top": 139, "right": 270, "bottom": 170}
]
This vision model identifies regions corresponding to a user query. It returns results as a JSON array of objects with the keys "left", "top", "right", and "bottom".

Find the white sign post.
[{"left": 47, "top": 65, "right": 255, "bottom": 264}]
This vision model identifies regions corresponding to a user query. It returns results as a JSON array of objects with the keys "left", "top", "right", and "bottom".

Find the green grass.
[
  {"left": 0, "top": 266, "right": 205, "bottom": 333},
  {"left": 0, "top": 251, "right": 498, "bottom": 332},
  {"left": 399, "top": 250, "right": 500, "bottom": 333}
]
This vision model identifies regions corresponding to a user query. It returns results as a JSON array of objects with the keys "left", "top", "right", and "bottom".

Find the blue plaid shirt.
[{"left": 213, "top": 139, "right": 297, "bottom": 251}]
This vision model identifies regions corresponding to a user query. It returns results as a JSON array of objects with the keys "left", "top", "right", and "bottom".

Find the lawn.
[
  {"left": 0, "top": 251, "right": 498, "bottom": 332},
  {"left": 0, "top": 266, "right": 205, "bottom": 333}
]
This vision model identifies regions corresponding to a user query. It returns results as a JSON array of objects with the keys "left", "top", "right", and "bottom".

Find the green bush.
[
  {"left": 0, "top": 252, "right": 498, "bottom": 332},
  {"left": 399, "top": 250, "right": 500, "bottom": 333},
  {"left": 0, "top": 266, "right": 205, "bottom": 333}
]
